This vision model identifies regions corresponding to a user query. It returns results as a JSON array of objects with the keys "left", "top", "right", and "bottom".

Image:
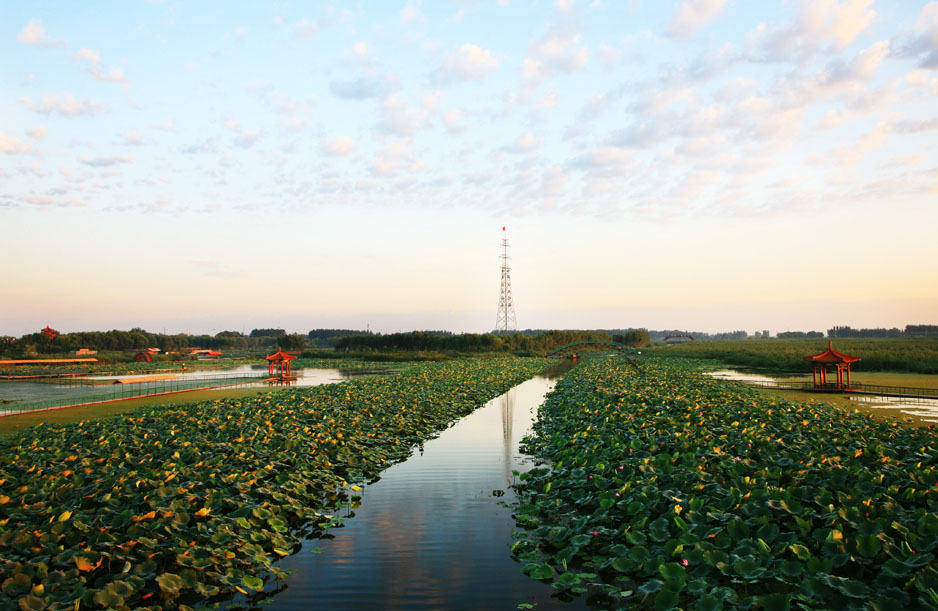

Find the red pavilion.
[
  {"left": 265, "top": 347, "right": 297, "bottom": 381},
  {"left": 803, "top": 341, "right": 860, "bottom": 390}
]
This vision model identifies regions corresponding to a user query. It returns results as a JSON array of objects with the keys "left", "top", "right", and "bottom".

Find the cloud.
[
  {"left": 835, "top": 121, "right": 889, "bottom": 165},
  {"left": 0, "top": 132, "right": 32, "bottom": 155},
  {"left": 524, "top": 27, "right": 589, "bottom": 81},
  {"left": 152, "top": 119, "right": 176, "bottom": 131},
  {"left": 539, "top": 167, "right": 568, "bottom": 197},
  {"left": 897, "top": 3, "right": 938, "bottom": 69},
  {"left": 352, "top": 41, "right": 370, "bottom": 58},
  {"left": 441, "top": 108, "right": 466, "bottom": 132},
  {"left": 379, "top": 94, "right": 428, "bottom": 136},
  {"left": 554, "top": 0, "right": 574, "bottom": 12},
  {"left": 81, "top": 155, "right": 132, "bottom": 167},
  {"left": 801, "top": 0, "right": 876, "bottom": 49},
  {"left": 75, "top": 48, "right": 101, "bottom": 63},
  {"left": 294, "top": 19, "right": 319, "bottom": 38},
  {"left": 27, "top": 126, "right": 47, "bottom": 140},
  {"left": 666, "top": 0, "right": 727, "bottom": 39},
  {"left": 750, "top": 0, "right": 877, "bottom": 62},
  {"left": 893, "top": 117, "right": 938, "bottom": 134},
  {"left": 371, "top": 137, "right": 420, "bottom": 176},
  {"left": 570, "top": 146, "right": 635, "bottom": 178},
  {"left": 330, "top": 77, "right": 385, "bottom": 99},
  {"left": 90, "top": 66, "right": 129, "bottom": 85},
  {"left": 506, "top": 133, "right": 538, "bottom": 153},
  {"left": 400, "top": 3, "right": 420, "bottom": 24},
  {"left": 19, "top": 94, "right": 105, "bottom": 116},
  {"left": 432, "top": 44, "right": 498, "bottom": 85},
  {"left": 123, "top": 131, "right": 143, "bottom": 146},
  {"left": 234, "top": 130, "right": 261, "bottom": 148},
  {"left": 824, "top": 40, "right": 889, "bottom": 83},
  {"left": 14, "top": 195, "right": 86, "bottom": 208},
  {"left": 422, "top": 91, "right": 443, "bottom": 112},
  {"left": 18, "top": 19, "right": 62, "bottom": 47},
  {"left": 321, "top": 136, "right": 356, "bottom": 156}
]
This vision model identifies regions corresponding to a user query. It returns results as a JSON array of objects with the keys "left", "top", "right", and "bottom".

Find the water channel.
[{"left": 225, "top": 363, "right": 585, "bottom": 610}]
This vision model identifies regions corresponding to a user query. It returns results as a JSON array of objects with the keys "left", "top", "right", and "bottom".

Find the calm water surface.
[
  {"left": 708, "top": 369, "right": 938, "bottom": 424},
  {"left": 251, "top": 366, "right": 586, "bottom": 611},
  {"left": 0, "top": 366, "right": 390, "bottom": 409}
]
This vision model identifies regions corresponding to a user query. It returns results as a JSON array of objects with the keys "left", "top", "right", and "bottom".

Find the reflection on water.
[
  {"left": 709, "top": 368, "right": 938, "bottom": 425},
  {"left": 257, "top": 369, "right": 585, "bottom": 611},
  {"left": 706, "top": 369, "right": 809, "bottom": 384},
  {"left": 850, "top": 395, "right": 938, "bottom": 423},
  {"left": 0, "top": 367, "right": 394, "bottom": 409}
]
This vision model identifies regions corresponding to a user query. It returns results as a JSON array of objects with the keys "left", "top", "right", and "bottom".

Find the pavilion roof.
[
  {"left": 265, "top": 348, "right": 297, "bottom": 362},
  {"left": 803, "top": 341, "right": 860, "bottom": 364}
]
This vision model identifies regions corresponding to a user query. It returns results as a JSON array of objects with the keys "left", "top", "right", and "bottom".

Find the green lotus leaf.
[
  {"left": 692, "top": 595, "right": 722, "bottom": 611},
  {"left": 92, "top": 588, "right": 124, "bottom": 608},
  {"left": 637, "top": 578, "right": 663, "bottom": 595},
  {"left": 659, "top": 562, "right": 686, "bottom": 583},
  {"left": 838, "top": 579, "right": 872, "bottom": 599},
  {"left": 734, "top": 557, "right": 766, "bottom": 580},
  {"left": 556, "top": 572, "right": 580, "bottom": 587},
  {"left": 788, "top": 544, "right": 811, "bottom": 560},
  {"left": 242, "top": 575, "right": 264, "bottom": 592},
  {"left": 155, "top": 573, "right": 184, "bottom": 594},
  {"left": 655, "top": 587, "right": 680, "bottom": 610}
]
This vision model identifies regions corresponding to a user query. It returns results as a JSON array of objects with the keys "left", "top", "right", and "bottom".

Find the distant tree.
[
  {"left": 613, "top": 330, "right": 650, "bottom": 348},
  {"left": 250, "top": 328, "right": 286, "bottom": 338},
  {"left": 276, "top": 333, "right": 306, "bottom": 351}
]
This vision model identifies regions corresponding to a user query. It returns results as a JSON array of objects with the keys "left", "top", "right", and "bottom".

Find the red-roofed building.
[
  {"left": 804, "top": 341, "right": 860, "bottom": 390},
  {"left": 265, "top": 347, "right": 297, "bottom": 380}
]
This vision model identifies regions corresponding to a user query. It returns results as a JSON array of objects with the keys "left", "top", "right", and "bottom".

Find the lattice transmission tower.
[{"left": 495, "top": 228, "right": 517, "bottom": 333}]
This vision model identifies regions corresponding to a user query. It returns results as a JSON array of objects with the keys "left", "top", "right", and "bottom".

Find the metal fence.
[
  {"left": 746, "top": 380, "right": 938, "bottom": 400},
  {"left": 0, "top": 372, "right": 283, "bottom": 417}
]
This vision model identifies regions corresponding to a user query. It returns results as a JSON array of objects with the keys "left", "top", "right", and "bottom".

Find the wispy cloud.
[
  {"left": 17, "top": 19, "right": 63, "bottom": 47},
  {"left": 330, "top": 77, "right": 386, "bottom": 100},
  {"left": 666, "top": 0, "right": 727, "bottom": 39},
  {"left": 431, "top": 44, "right": 498, "bottom": 85},
  {"left": 81, "top": 155, "right": 133, "bottom": 167},
  {"left": 321, "top": 136, "right": 356, "bottom": 156},
  {"left": 19, "top": 94, "right": 105, "bottom": 116},
  {"left": 0, "top": 132, "right": 33, "bottom": 155}
]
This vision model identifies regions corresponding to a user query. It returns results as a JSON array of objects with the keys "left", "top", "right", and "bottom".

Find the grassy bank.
[
  {"left": 0, "top": 357, "right": 549, "bottom": 610},
  {"left": 647, "top": 338, "right": 938, "bottom": 374},
  {"left": 512, "top": 357, "right": 938, "bottom": 609}
]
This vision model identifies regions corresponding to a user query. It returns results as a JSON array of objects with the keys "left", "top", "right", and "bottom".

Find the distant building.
[{"left": 74, "top": 348, "right": 97, "bottom": 355}]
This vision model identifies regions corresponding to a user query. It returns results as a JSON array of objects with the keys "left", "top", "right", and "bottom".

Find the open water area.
[
  {"left": 708, "top": 368, "right": 938, "bottom": 424},
  {"left": 0, "top": 365, "right": 393, "bottom": 414},
  {"left": 227, "top": 363, "right": 587, "bottom": 611}
]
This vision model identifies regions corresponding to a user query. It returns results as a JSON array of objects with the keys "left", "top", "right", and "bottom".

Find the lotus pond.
[
  {"left": 0, "top": 357, "right": 548, "bottom": 610},
  {"left": 512, "top": 357, "right": 938, "bottom": 609}
]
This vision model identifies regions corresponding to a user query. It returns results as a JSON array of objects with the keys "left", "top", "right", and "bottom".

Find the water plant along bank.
[
  {"left": 0, "top": 357, "right": 548, "bottom": 610},
  {"left": 512, "top": 357, "right": 938, "bottom": 609}
]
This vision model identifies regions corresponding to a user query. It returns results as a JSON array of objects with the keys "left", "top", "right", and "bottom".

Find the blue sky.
[{"left": 2, "top": 1, "right": 937, "bottom": 336}]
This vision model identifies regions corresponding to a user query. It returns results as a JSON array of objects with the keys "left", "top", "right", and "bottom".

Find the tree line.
[
  {"left": 334, "top": 329, "right": 615, "bottom": 354},
  {"left": 828, "top": 325, "right": 938, "bottom": 338}
]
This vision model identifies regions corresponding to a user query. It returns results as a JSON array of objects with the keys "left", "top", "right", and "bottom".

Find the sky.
[{"left": 1, "top": 1, "right": 937, "bottom": 337}]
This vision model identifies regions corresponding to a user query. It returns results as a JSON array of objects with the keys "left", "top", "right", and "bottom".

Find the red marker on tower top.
[{"left": 502, "top": 226, "right": 505, "bottom": 231}]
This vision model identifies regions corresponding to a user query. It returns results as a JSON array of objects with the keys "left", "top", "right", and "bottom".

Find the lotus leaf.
[
  {"left": 0, "top": 358, "right": 549, "bottom": 609},
  {"left": 511, "top": 357, "right": 938, "bottom": 608}
]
